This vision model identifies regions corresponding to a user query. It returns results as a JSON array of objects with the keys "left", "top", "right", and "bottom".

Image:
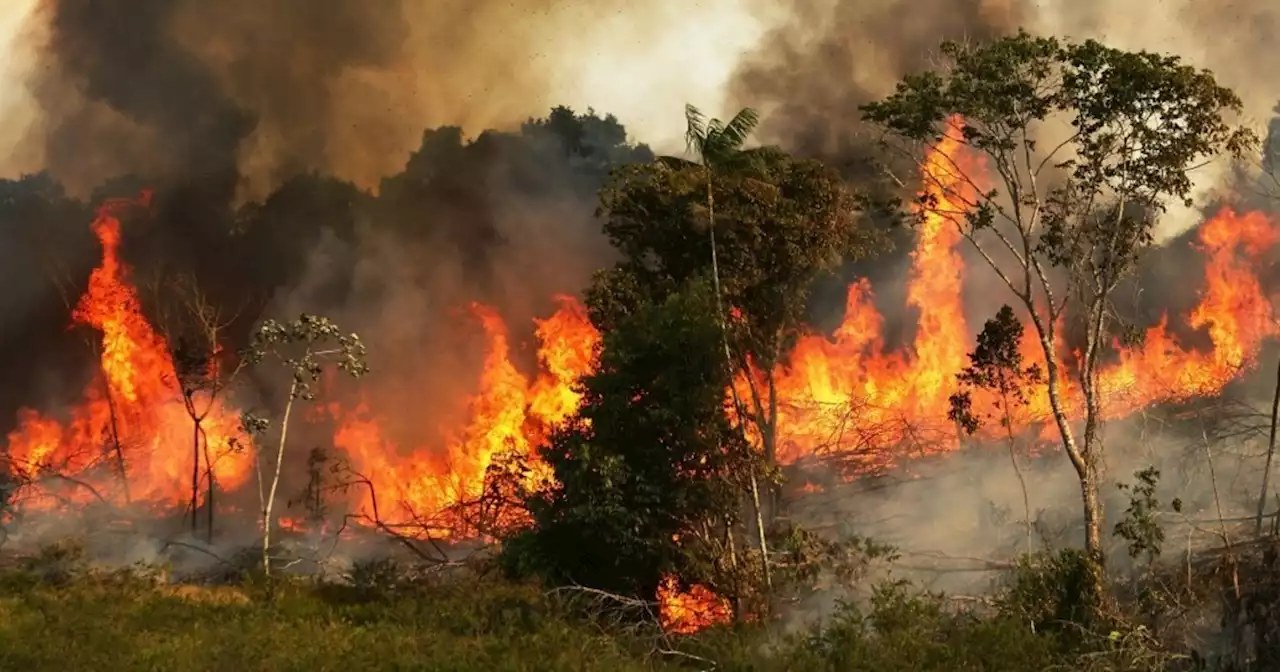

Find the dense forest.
[{"left": 4, "top": 28, "right": 1280, "bottom": 671}]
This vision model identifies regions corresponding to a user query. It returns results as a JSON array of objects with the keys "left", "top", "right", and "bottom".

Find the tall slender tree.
[
  {"left": 660, "top": 105, "right": 775, "bottom": 587},
  {"left": 661, "top": 104, "right": 767, "bottom": 357},
  {"left": 862, "top": 32, "right": 1253, "bottom": 598},
  {"left": 593, "top": 112, "right": 882, "bottom": 598}
]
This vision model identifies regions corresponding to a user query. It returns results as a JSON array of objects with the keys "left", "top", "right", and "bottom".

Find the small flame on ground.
[{"left": 657, "top": 575, "right": 732, "bottom": 634}]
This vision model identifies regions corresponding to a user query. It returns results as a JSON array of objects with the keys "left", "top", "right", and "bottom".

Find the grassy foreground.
[
  {"left": 0, "top": 569, "right": 657, "bottom": 672},
  {"left": 0, "top": 548, "right": 1192, "bottom": 671}
]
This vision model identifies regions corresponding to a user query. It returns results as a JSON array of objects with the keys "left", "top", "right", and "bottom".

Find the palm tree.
[
  {"left": 662, "top": 104, "right": 774, "bottom": 589},
  {"left": 661, "top": 104, "right": 768, "bottom": 332}
]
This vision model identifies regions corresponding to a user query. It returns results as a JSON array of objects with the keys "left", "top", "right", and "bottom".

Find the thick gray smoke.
[
  {"left": 728, "top": 0, "right": 1027, "bottom": 159},
  {"left": 10, "top": 0, "right": 750, "bottom": 200},
  {"left": 27, "top": 0, "right": 252, "bottom": 202}
]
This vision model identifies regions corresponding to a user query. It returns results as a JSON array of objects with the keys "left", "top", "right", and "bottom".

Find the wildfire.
[
  {"left": 1, "top": 121, "right": 1277, "bottom": 635},
  {"left": 4, "top": 192, "right": 253, "bottom": 509},
  {"left": 330, "top": 295, "right": 599, "bottom": 534},
  {"left": 766, "top": 135, "right": 1277, "bottom": 472},
  {"left": 657, "top": 576, "right": 732, "bottom": 634},
  {"left": 769, "top": 126, "right": 977, "bottom": 469}
]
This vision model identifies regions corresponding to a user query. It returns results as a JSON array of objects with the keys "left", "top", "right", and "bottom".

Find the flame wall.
[{"left": 6, "top": 135, "right": 1278, "bottom": 534}]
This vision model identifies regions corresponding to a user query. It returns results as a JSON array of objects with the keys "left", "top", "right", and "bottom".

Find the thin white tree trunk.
[
  {"left": 262, "top": 380, "right": 297, "bottom": 575},
  {"left": 1256, "top": 357, "right": 1280, "bottom": 535},
  {"left": 706, "top": 174, "right": 771, "bottom": 591}
]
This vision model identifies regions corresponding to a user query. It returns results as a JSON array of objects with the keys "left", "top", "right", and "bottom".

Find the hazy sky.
[
  {"left": 0, "top": 0, "right": 37, "bottom": 167},
  {"left": 0, "top": 0, "right": 767, "bottom": 171},
  {"left": 554, "top": 1, "right": 769, "bottom": 151},
  {"left": 0, "top": 0, "right": 1272, "bottom": 243}
]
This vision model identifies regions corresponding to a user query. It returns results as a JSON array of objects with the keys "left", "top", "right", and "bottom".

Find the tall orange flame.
[
  {"left": 5, "top": 193, "right": 253, "bottom": 509},
  {"left": 769, "top": 127, "right": 978, "bottom": 469},
  {"left": 331, "top": 295, "right": 600, "bottom": 531}
]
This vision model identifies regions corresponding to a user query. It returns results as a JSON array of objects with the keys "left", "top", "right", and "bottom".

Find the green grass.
[
  {"left": 0, "top": 557, "right": 1182, "bottom": 672},
  {"left": 0, "top": 572, "right": 655, "bottom": 672}
]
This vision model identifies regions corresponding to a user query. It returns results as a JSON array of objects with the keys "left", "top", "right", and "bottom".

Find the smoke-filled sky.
[
  {"left": 0, "top": 0, "right": 1276, "bottom": 236},
  {"left": 0, "top": 1, "right": 37, "bottom": 162},
  {"left": 0, "top": 0, "right": 770, "bottom": 199}
]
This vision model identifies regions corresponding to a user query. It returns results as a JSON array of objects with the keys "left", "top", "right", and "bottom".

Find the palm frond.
[
  {"left": 719, "top": 108, "right": 761, "bottom": 151},
  {"left": 684, "top": 104, "right": 708, "bottom": 157},
  {"left": 700, "top": 117, "right": 731, "bottom": 165},
  {"left": 682, "top": 103, "right": 766, "bottom": 171}
]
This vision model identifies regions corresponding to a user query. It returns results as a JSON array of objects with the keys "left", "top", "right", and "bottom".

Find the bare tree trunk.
[
  {"left": 705, "top": 172, "right": 772, "bottom": 595},
  {"left": 262, "top": 381, "right": 297, "bottom": 575},
  {"left": 1001, "top": 395, "right": 1032, "bottom": 553},
  {"left": 1079, "top": 463, "right": 1104, "bottom": 563},
  {"left": 749, "top": 470, "right": 771, "bottom": 590},
  {"left": 1080, "top": 398, "right": 1106, "bottom": 579},
  {"left": 101, "top": 374, "right": 131, "bottom": 504},
  {"left": 765, "top": 369, "right": 780, "bottom": 517},
  {"left": 1078, "top": 295, "right": 1115, "bottom": 580},
  {"left": 1256, "top": 357, "right": 1280, "bottom": 536},
  {"left": 1030, "top": 310, "right": 1105, "bottom": 598},
  {"left": 764, "top": 370, "right": 778, "bottom": 465},
  {"left": 725, "top": 523, "right": 741, "bottom": 621},
  {"left": 202, "top": 427, "right": 215, "bottom": 543},
  {"left": 191, "top": 419, "right": 201, "bottom": 535},
  {"left": 707, "top": 177, "right": 729, "bottom": 365}
]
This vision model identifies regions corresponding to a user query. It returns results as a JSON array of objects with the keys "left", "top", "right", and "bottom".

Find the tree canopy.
[{"left": 590, "top": 141, "right": 884, "bottom": 474}]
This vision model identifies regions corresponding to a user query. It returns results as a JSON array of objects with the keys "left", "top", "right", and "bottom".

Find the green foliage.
[
  {"left": 768, "top": 524, "right": 899, "bottom": 605},
  {"left": 861, "top": 28, "right": 1254, "bottom": 335},
  {"left": 346, "top": 557, "right": 403, "bottom": 597},
  {"left": 521, "top": 106, "right": 654, "bottom": 174},
  {"left": 232, "top": 174, "right": 372, "bottom": 293},
  {"left": 1113, "top": 467, "right": 1177, "bottom": 564},
  {"left": 862, "top": 30, "right": 1253, "bottom": 216},
  {"left": 593, "top": 145, "right": 882, "bottom": 366},
  {"left": 1266, "top": 104, "right": 1280, "bottom": 179},
  {"left": 290, "top": 446, "right": 336, "bottom": 524},
  {"left": 993, "top": 549, "right": 1190, "bottom": 670},
  {"left": 999, "top": 549, "right": 1106, "bottom": 638},
  {"left": 243, "top": 314, "right": 369, "bottom": 403},
  {"left": 502, "top": 282, "right": 754, "bottom": 600},
  {"left": 378, "top": 107, "right": 653, "bottom": 247},
  {"left": 0, "top": 559, "right": 1204, "bottom": 671},
  {"left": 948, "top": 305, "right": 1043, "bottom": 434},
  {"left": 786, "top": 583, "right": 1057, "bottom": 672},
  {"left": 18, "top": 538, "right": 91, "bottom": 586},
  {"left": 665, "top": 104, "right": 776, "bottom": 175}
]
